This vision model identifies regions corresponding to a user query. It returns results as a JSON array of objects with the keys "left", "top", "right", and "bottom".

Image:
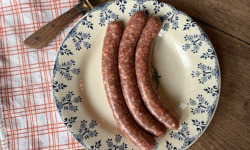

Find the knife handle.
[{"left": 24, "top": 3, "right": 88, "bottom": 49}]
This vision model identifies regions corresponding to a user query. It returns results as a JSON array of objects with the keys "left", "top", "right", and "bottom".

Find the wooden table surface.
[
  {"left": 82, "top": 0, "right": 250, "bottom": 149},
  {"left": 163, "top": 0, "right": 250, "bottom": 149}
]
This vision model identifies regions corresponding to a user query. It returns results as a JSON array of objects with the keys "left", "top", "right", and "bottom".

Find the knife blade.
[{"left": 24, "top": 0, "right": 107, "bottom": 49}]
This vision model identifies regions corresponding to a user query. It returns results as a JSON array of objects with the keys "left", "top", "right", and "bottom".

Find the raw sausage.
[
  {"left": 102, "top": 21, "right": 156, "bottom": 150},
  {"left": 118, "top": 11, "right": 166, "bottom": 137},
  {"left": 135, "top": 17, "right": 179, "bottom": 130}
]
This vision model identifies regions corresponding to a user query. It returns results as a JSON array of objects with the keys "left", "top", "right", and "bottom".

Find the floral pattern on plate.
[{"left": 53, "top": 0, "right": 220, "bottom": 149}]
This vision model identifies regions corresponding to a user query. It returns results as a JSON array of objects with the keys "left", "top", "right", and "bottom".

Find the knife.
[{"left": 24, "top": 0, "right": 107, "bottom": 49}]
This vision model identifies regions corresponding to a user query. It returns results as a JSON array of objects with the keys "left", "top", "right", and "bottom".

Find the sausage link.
[
  {"left": 135, "top": 17, "right": 179, "bottom": 130},
  {"left": 118, "top": 12, "right": 166, "bottom": 137},
  {"left": 102, "top": 21, "right": 156, "bottom": 150}
]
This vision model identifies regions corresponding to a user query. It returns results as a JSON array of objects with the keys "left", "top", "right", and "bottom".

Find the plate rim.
[{"left": 52, "top": 0, "right": 221, "bottom": 149}]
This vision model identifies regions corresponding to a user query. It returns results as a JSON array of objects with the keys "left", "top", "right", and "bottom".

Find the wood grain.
[
  {"left": 161, "top": 0, "right": 250, "bottom": 43},
  {"left": 24, "top": 6, "right": 81, "bottom": 49},
  {"left": 188, "top": 20, "right": 250, "bottom": 150}
]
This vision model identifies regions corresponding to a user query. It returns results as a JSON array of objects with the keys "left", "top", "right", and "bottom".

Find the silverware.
[{"left": 24, "top": 0, "right": 107, "bottom": 49}]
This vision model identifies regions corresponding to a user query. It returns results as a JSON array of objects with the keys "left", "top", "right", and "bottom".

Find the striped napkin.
[{"left": 0, "top": 0, "right": 85, "bottom": 149}]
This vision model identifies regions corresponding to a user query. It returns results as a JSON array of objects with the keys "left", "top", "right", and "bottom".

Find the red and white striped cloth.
[{"left": 0, "top": 0, "right": 85, "bottom": 149}]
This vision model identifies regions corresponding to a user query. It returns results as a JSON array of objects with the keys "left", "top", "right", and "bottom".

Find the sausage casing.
[
  {"left": 135, "top": 17, "right": 179, "bottom": 130},
  {"left": 118, "top": 12, "right": 166, "bottom": 137},
  {"left": 102, "top": 21, "right": 156, "bottom": 150}
]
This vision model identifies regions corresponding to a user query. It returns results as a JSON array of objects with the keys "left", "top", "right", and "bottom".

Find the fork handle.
[{"left": 24, "top": 3, "right": 88, "bottom": 49}]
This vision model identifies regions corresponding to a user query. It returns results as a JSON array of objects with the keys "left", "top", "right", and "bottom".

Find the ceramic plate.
[{"left": 52, "top": 0, "right": 221, "bottom": 149}]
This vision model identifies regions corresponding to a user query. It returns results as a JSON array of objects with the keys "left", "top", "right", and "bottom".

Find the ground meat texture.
[
  {"left": 102, "top": 21, "right": 156, "bottom": 150},
  {"left": 135, "top": 17, "right": 179, "bottom": 130},
  {"left": 118, "top": 11, "right": 166, "bottom": 137}
]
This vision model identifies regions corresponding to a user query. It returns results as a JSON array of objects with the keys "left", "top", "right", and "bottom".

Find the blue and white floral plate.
[{"left": 52, "top": 0, "right": 221, "bottom": 149}]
